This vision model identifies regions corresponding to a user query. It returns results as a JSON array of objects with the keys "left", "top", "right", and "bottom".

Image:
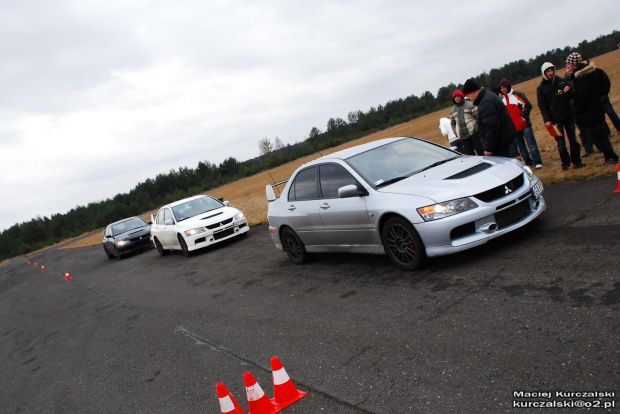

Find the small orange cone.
[
  {"left": 244, "top": 372, "right": 276, "bottom": 414},
  {"left": 41, "top": 265, "right": 45, "bottom": 271},
  {"left": 217, "top": 382, "right": 247, "bottom": 414},
  {"left": 65, "top": 271, "right": 72, "bottom": 281},
  {"left": 34, "top": 262, "right": 38, "bottom": 267},
  {"left": 614, "top": 164, "right": 620, "bottom": 193},
  {"left": 271, "top": 357, "right": 307, "bottom": 410}
]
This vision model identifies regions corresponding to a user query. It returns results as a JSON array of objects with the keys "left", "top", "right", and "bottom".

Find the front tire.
[
  {"left": 154, "top": 237, "right": 169, "bottom": 256},
  {"left": 177, "top": 234, "right": 191, "bottom": 257},
  {"left": 281, "top": 227, "right": 307, "bottom": 264},
  {"left": 382, "top": 217, "right": 426, "bottom": 271}
]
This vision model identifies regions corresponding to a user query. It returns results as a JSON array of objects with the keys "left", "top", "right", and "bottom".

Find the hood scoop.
[
  {"left": 445, "top": 162, "right": 492, "bottom": 179},
  {"left": 201, "top": 211, "right": 223, "bottom": 220}
]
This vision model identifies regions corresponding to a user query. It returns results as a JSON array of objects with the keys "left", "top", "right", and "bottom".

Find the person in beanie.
[
  {"left": 565, "top": 52, "right": 619, "bottom": 165},
  {"left": 449, "top": 89, "right": 483, "bottom": 155},
  {"left": 498, "top": 78, "right": 543, "bottom": 168},
  {"left": 536, "top": 62, "right": 584, "bottom": 170},
  {"left": 462, "top": 79, "right": 515, "bottom": 157}
]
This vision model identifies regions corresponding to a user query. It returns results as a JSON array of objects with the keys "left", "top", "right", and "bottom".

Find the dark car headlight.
[{"left": 417, "top": 198, "right": 478, "bottom": 221}]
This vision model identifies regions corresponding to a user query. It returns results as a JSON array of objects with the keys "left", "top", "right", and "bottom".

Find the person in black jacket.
[
  {"left": 536, "top": 62, "right": 584, "bottom": 170},
  {"left": 565, "top": 52, "right": 619, "bottom": 165},
  {"left": 462, "top": 79, "right": 515, "bottom": 157}
]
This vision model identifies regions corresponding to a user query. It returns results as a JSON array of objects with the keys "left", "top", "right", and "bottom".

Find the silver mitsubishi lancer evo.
[{"left": 266, "top": 137, "right": 545, "bottom": 270}]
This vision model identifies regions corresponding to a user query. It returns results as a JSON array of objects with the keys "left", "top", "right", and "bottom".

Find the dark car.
[{"left": 103, "top": 217, "right": 153, "bottom": 260}]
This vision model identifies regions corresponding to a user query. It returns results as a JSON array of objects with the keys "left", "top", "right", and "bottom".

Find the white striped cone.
[
  {"left": 65, "top": 271, "right": 72, "bottom": 281},
  {"left": 244, "top": 372, "right": 276, "bottom": 414},
  {"left": 271, "top": 357, "right": 307, "bottom": 410},
  {"left": 41, "top": 265, "right": 45, "bottom": 271},
  {"left": 216, "top": 382, "right": 247, "bottom": 414},
  {"left": 615, "top": 164, "right": 620, "bottom": 193}
]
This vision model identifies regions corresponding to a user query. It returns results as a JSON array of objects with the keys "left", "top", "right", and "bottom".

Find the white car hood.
[
  {"left": 176, "top": 206, "right": 240, "bottom": 229},
  {"left": 377, "top": 156, "right": 525, "bottom": 202}
]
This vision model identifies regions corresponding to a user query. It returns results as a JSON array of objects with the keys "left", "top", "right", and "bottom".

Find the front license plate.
[{"left": 531, "top": 181, "right": 543, "bottom": 199}]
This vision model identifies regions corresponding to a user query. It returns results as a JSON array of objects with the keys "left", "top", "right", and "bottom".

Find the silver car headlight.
[
  {"left": 235, "top": 212, "right": 246, "bottom": 221},
  {"left": 184, "top": 228, "right": 206, "bottom": 237},
  {"left": 417, "top": 198, "right": 478, "bottom": 221},
  {"left": 523, "top": 165, "right": 534, "bottom": 180}
]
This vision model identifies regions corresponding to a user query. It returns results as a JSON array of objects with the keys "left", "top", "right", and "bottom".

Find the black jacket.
[
  {"left": 571, "top": 62, "right": 611, "bottom": 127},
  {"left": 536, "top": 75, "right": 573, "bottom": 123},
  {"left": 473, "top": 88, "right": 516, "bottom": 153}
]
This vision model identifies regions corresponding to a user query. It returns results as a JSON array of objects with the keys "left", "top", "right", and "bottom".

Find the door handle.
[
  {"left": 288, "top": 205, "right": 296, "bottom": 211},
  {"left": 320, "top": 203, "right": 330, "bottom": 209}
]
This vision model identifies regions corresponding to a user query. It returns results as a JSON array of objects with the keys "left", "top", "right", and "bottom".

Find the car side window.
[
  {"left": 288, "top": 166, "right": 318, "bottom": 201},
  {"left": 163, "top": 208, "right": 174, "bottom": 223},
  {"left": 319, "top": 164, "right": 361, "bottom": 199},
  {"left": 156, "top": 209, "right": 166, "bottom": 225}
]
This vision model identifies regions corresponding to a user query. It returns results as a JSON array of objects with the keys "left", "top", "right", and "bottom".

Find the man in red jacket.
[{"left": 499, "top": 79, "right": 543, "bottom": 169}]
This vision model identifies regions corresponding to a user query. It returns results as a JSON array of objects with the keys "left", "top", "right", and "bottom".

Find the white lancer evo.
[{"left": 151, "top": 195, "right": 249, "bottom": 257}]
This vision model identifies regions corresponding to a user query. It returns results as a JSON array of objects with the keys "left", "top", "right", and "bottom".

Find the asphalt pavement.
[{"left": 1, "top": 176, "right": 619, "bottom": 413}]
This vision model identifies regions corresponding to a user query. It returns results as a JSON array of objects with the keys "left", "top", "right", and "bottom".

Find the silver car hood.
[{"left": 376, "top": 156, "right": 524, "bottom": 201}]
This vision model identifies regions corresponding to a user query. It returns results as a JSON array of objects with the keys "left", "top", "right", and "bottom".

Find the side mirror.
[
  {"left": 223, "top": 200, "right": 230, "bottom": 206},
  {"left": 164, "top": 219, "right": 174, "bottom": 226},
  {"left": 338, "top": 184, "right": 362, "bottom": 198}
]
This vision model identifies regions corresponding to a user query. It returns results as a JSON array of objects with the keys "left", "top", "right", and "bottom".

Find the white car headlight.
[
  {"left": 184, "top": 228, "right": 206, "bottom": 237},
  {"left": 523, "top": 165, "right": 534, "bottom": 180},
  {"left": 417, "top": 198, "right": 478, "bottom": 221},
  {"left": 235, "top": 212, "right": 246, "bottom": 221},
  {"left": 115, "top": 240, "right": 130, "bottom": 247}
]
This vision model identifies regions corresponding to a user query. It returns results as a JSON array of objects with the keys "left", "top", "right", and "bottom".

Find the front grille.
[
  {"left": 495, "top": 200, "right": 531, "bottom": 228},
  {"left": 474, "top": 174, "right": 524, "bottom": 202},
  {"left": 213, "top": 227, "right": 235, "bottom": 240},
  {"left": 206, "top": 217, "right": 233, "bottom": 230}
]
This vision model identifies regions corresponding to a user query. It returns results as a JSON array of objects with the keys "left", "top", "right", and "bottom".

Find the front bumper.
[
  {"left": 185, "top": 218, "right": 249, "bottom": 251},
  {"left": 420, "top": 177, "right": 546, "bottom": 257}
]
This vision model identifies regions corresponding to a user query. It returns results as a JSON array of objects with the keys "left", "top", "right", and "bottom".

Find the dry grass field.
[{"left": 60, "top": 50, "right": 620, "bottom": 251}]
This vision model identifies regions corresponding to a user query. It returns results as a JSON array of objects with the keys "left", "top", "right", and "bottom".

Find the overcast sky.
[{"left": 1, "top": 0, "right": 618, "bottom": 232}]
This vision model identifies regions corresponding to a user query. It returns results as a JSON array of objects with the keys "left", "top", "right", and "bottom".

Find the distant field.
[{"left": 63, "top": 50, "right": 620, "bottom": 251}]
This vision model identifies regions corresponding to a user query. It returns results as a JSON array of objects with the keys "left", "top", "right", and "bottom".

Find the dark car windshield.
[
  {"left": 346, "top": 138, "right": 459, "bottom": 187},
  {"left": 172, "top": 196, "right": 224, "bottom": 222},
  {"left": 112, "top": 217, "right": 148, "bottom": 236}
]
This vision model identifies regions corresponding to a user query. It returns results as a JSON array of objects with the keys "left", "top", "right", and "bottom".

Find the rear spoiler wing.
[{"left": 266, "top": 179, "right": 289, "bottom": 202}]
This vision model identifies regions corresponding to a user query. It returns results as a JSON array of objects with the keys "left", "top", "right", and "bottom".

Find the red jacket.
[{"left": 500, "top": 90, "right": 527, "bottom": 131}]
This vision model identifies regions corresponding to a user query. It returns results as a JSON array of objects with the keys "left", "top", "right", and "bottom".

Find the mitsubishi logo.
[{"left": 504, "top": 185, "right": 512, "bottom": 195}]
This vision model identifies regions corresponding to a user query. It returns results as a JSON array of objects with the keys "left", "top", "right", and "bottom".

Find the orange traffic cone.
[
  {"left": 34, "top": 262, "right": 37, "bottom": 267},
  {"left": 271, "top": 357, "right": 307, "bottom": 410},
  {"left": 41, "top": 265, "right": 45, "bottom": 271},
  {"left": 244, "top": 372, "right": 276, "bottom": 414},
  {"left": 65, "top": 271, "right": 72, "bottom": 281},
  {"left": 217, "top": 382, "right": 247, "bottom": 414},
  {"left": 614, "top": 164, "right": 620, "bottom": 193}
]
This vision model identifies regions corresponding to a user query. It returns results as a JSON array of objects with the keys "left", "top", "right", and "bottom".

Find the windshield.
[
  {"left": 172, "top": 196, "right": 224, "bottom": 222},
  {"left": 345, "top": 138, "right": 459, "bottom": 187},
  {"left": 112, "top": 218, "right": 148, "bottom": 235}
]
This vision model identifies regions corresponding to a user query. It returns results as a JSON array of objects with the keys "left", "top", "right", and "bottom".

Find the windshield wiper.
[
  {"left": 375, "top": 176, "right": 408, "bottom": 188},
  {"left": 417, "top": 157, "right": 458, "bottom": 173}
]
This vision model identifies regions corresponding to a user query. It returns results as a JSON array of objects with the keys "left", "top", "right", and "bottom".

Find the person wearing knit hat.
[
  {"left": 462, "top": 78, "right": 515, "bottom": 157},
  {"left": 565, "top": 53, "right": 619, "bottom": 165},
  {"left": 449, "top": 89, "right": 483, "bottom": 155},
  {"left": 498, "top": 78, "right": 543, "bottom": 169},
  {"left": 536, "top": 62, "right": 584, "bottom": 170}
]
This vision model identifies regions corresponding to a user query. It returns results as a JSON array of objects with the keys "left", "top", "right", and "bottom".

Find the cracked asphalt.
[{"left": 1, "top": 176, "right": 619, "bottom": 413}]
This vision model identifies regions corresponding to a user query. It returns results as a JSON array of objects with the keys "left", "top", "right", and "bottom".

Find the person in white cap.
[{"left": 536, "top": 62, "right": 584, "bottom": 170}]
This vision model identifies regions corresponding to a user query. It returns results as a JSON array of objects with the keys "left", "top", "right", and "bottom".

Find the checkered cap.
[{"left": 566, "top": 52, "right": 582, "bottom": 66}]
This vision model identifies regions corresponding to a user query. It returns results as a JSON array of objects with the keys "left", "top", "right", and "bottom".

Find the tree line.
[{"left": 2, "top": 30, "right": 619, "bottom": 261}]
